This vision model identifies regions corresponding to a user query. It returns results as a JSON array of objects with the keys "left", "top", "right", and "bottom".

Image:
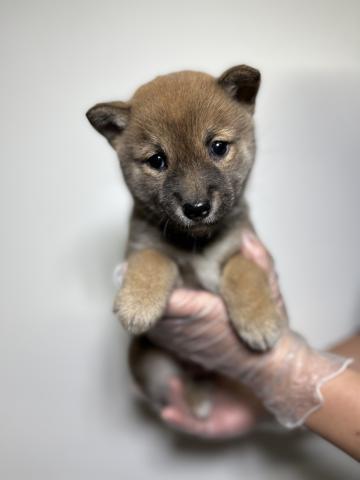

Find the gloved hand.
[
  {"left": 159, "top": 373, "right": 266, "bottom": 438},
  {"left": 148, "top": 232, "right": 352, "bottom": 429},
  {"left": 129, "top": 333, "right": 267, "bottom": 439}
]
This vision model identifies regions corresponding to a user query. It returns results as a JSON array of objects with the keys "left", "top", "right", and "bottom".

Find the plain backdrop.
[{"left": 1, "top": 0, "right": 359, "bottom": 478}]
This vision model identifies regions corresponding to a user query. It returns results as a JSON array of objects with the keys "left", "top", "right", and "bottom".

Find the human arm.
[{"left": 306, "top": 334, "right": 360, "bottom": 460}]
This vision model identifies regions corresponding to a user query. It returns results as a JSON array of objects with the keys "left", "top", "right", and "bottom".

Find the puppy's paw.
[
  {"left": 221, "top": 252, "right": 287, "bottom": 352},
  {"left": 235, "top": 312, "right": 284, "bottom": 351},
  {"left": 113, "top": 287, "right": 167, "bottom": 335}
]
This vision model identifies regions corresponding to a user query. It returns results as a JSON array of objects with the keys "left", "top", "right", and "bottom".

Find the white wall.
[{"left": 1, "top": 0, "right": 359, "bottom": 478}]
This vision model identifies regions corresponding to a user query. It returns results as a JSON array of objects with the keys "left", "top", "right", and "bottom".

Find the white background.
[{"left": 1, "top": 0, "right": 359, "bottom": 478}]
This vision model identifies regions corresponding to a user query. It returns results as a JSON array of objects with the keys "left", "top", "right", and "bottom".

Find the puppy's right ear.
[
  {"left": 86, "top": 101, "right": 130, "bottom": 145},
  {"left": 218, "top": 65, "right": 260, "bottom": 113}
]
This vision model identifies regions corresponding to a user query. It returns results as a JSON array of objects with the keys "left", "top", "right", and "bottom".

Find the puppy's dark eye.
[
  {"left": 210, "top": 141, "right": 229, "bottom": 157},
  {"left": 147, "top": 152, "right": 167, "bottom": 171}
]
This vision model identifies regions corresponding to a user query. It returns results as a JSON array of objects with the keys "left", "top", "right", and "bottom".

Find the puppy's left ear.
[
  {"left": 86, "top": 101, "right": 130, "bottom": 146},
  {"left": 218, "top": 65, "right": 261, "bottom": 113}
]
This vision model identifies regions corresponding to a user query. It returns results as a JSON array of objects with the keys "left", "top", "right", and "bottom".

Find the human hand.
[
  {"left": 159, "top": 373, "right": 265, "bottom": 439},
  {"left": 148, "top": 232, "right": 351, "bottom": 428}
]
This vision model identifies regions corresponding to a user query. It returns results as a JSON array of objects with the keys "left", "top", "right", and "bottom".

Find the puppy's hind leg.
[
  {"left": 129, "top": 336, "right": 214, "bottom": 420},
  {"left": 129, "top": 336, "right": 183, "bottom": 409}
]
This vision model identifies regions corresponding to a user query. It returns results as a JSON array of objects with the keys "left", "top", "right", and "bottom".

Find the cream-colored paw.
[
  {"left": 230, "top": 310, "right": 285, "bottom": 351},
  {"left": 238, "top": 320, "right": 283, "bottom": 351},
  {"left": 113, "top": 288, "right": 167, "bottom": 335}
]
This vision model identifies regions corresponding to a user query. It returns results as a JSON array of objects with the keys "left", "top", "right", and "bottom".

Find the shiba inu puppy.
[
  {"left": 87, "top": 65, "right": 283, "bottom": 350},
  {"left": 87, "top": 66, "right": 285, "bottom": 418}
]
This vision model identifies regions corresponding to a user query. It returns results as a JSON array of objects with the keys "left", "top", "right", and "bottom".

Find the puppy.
[{"left": 87, "top": 66, "right": 285, "bottom": 415}]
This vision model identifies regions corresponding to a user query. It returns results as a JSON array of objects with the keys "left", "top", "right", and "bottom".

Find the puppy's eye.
[
  {"left": 147, "top": 152, "right": 167, "bottom": 171},
  {"left": 210, "top": 141, "right": 229, "bottom": 157}
]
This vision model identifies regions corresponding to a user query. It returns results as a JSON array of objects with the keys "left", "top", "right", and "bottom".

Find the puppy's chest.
[
  {"left": 176, "top": 252, "right": 221, "bottom": 293},
  {"left": 128, "top": 217, "right": 244, "bottom": 293}
]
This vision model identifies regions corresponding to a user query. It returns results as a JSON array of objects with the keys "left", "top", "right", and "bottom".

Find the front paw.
[
  {"left": 113, "top": 287, "right": 168, "bottom": 335},
  {"left": 234, "top": 311, "right": 285, "bottom": 351},
  {"left": 221, "top": 252, "right": 287, "bottom": 352}
]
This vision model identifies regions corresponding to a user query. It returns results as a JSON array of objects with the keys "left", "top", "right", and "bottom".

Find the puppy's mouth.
[
  {"left": 157, "top": 189, "right": 235, "bottom": 237},
  {"left": 160, "top": 211, "right": 217, "bottom": 240}
]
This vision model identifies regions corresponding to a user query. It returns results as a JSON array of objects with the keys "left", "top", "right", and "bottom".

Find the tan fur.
[
  {"left": 220, "top": 253, "right": 285, "bottom": 350},
  {"left": 114, "top": 249, "right": 179, "bottom": 334}
]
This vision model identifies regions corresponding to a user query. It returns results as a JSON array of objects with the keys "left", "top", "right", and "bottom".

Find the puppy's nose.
[{"left": 182, "top": 201, "right": 211, "bottom": 220}]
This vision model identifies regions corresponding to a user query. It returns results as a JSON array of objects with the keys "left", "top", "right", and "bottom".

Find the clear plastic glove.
[
  {"left": 129, "top": 339, "right": 267, "bottom": 439},
  {"left": 147, "top": 233, "right": 352, "bottom": 429},
  {"left": 160, "top": 374, "right": 265, "bottom": 439}
]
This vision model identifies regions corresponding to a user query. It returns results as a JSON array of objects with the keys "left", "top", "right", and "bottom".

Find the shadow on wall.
[
  {"left": 126, "top": 400, "right": 356, "bottom": 480},
  {"left": 351, "top": 293, "right": 360, "bottom": 335},
  {"left": 251, "top": 70, "right": 360, "bottom": 343}
]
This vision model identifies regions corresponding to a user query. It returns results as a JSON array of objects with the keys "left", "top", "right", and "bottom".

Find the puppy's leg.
[
  {"left": 114, "top": 249, "right": 179, "bottom": 334},
  {"left": 129, "top": 336, "right": 182, "bottom": 408},
  {"left": 129, "top": 336, "right": 213, "bottom": 419},
  {"left": 220, "top": 253, "right": 285, "bottom": 351}
]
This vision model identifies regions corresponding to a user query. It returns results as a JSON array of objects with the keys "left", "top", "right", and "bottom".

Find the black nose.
[{"left": 182, "top": 201, "right": 211, "bottom": 220}]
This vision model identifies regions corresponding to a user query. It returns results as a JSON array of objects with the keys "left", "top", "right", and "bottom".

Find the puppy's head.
[{"left": 87, "top": 65, "right": 260, "bottom": 236}]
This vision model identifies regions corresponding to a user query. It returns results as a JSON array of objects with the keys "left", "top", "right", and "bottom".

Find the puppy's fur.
[{"left": 87, "top": 67, "right": 285, "bottom": 410}]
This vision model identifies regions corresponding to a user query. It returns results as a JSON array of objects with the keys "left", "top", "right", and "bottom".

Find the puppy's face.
[{"left": 87, "top": 66, "right": 260, "bottom": 236}]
